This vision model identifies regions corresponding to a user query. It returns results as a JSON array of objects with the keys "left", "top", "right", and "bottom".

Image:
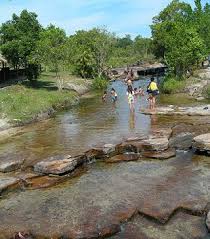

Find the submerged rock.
[
  {"left": 106, "top": 154, "right": 140, "bottom": 163},
  {"left": 34, "top": 155, "right": 86, "bottom": 175},
  {"left": 169, "top": 132, "right": 193, "bottom": 150},
  {"left": 193, "top": 133, "right": 210, "bottom": 154}
]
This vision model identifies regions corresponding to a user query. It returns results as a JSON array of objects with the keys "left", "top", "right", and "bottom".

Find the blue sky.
[{"left": 0, "top": 0, "right": 209, "bottom": 37}]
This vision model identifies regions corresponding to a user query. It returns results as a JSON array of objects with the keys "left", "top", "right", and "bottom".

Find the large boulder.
[
  {"left": 193, "top": 133, "right": 210, "bottom": 154},
  {"left": 169, "top": 132, "right": 193, "bottom": 150},
  {"left": 34, "top": 155, "right": 86, "bottom": 175}
]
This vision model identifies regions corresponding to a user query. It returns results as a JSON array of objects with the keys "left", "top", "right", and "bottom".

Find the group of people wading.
[{"left": 102, "top": 69, "right": 159, "bottom": 110}]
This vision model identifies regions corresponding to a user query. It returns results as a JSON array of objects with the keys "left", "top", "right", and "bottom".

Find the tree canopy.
[
  {"left": 151, "top": 0, "right": 209, "bottom": 76},
  {"left": 0, "top": 10, "right": 41, "bottom": 69}
]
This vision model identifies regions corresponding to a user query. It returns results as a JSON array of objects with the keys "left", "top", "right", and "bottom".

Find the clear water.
[{"left": 0, "top": 79, "right": 152, "bottom": 167}]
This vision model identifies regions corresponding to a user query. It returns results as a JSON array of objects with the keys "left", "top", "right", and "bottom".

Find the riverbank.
[
  {"left": 161, "top": 67, "right": 210, "bottom": 100},
  {"left": 0, "top": 72, "right": 92, "bottom": 130}
]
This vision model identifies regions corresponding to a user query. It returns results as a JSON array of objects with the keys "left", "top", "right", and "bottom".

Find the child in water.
[
  {"left": 111, "top": 88, "right": 117, "bottom": 103},
  {"left": 127, "top": 88, "right": 134, "bottom": 111}
]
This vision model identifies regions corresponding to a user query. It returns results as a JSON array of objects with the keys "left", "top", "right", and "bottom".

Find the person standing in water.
[
  {"left": 147, "top": 77, "right": 159, "bottom": 109},
  {"left": 127, "top": 88, "right": 134, "bottom": 111}
]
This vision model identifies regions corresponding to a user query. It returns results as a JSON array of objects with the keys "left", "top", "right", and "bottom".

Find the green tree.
[
  {"left": 116, "top": 34, "right": 133, "bottom": 48},
  {"left": 36, "top": 25, "right": 67, "bottom": 76},
  {"left": 134, "top": 35, "right": 153, "bottom": 58},
  {"left": 151, "top": 0, "right": 206, "bottom": 76},
  {"left": 165, "top": 23, "right": 205, "bottom": 76},
  {"left": 67, "top": 28, "right": 114, "bottom": 78},
  {"left": 0, "top": 10, "right": 41, "bottom": 71},
  {"left": 194, "top": 1, "right": 210, "bottom": 53}
]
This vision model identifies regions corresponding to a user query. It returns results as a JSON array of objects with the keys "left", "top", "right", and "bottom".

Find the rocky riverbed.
[
  {"left": 1, "top": 122, "right": 210, "bottom": 238},
  {"left": 1, "top": 79, "right": 210, "bottom": 238}
]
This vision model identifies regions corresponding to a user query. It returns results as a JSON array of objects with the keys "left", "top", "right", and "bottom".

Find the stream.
[{"left": 1, "top": 78, "right": 210, "bottom": 238}]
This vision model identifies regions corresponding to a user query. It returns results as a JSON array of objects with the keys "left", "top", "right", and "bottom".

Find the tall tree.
[
  {"left": 0, "top": 10, "right": 41, "bottom": 70},
  {"left": 36, "top": 25, "right": 67, "bottom": 76},
  {"left": 67, "top": 28, "right": 114, "bottom": 78},
  {"left": 151, "top": 0, "right": 206, "bottom": 76}
]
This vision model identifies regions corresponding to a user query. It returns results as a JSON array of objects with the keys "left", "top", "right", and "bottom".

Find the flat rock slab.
[
  {"left": 1, "top": 152, "right": 210, "bottom": 238},
  {"left": 142, "top": 148, "right": 176, "bottom": 159},
  {"left": 106, "top": 154, "right": 140, "bottom": 163},
  {"left": 141, "top": 105, "right": 210, "bottom": 116},
  {"left": 112, "top": 212, "right": 208, "bottom": 239},
  {"left": 34, "top": 155, "right": 86, "bottom": 175},
  {"left": 0, "top": 176, "right": 19, "bottom": 194}
]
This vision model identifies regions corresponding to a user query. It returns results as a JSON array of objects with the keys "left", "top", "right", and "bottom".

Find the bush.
[
  {"left": 92, "top": 77, "right": 108, "bottom": 90},
  {"left": 161, "top": 77, "right": 186, "bottom": 94}
]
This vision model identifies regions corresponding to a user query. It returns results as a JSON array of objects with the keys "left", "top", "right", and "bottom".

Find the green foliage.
[
  {"left": 67, "top": 28, "right": 115, "bottom": 78},
  {"left": 151, "top": 0, "right": 208, "bottom": 77},
  {"left": 35, "top": 25, "right": 67, "bottom": 76},
  {"left": 161, "top": 76, "right": 186, "bottom": 94},
  {"left": 92, "top": 77, "right": 109, "bottom": 90},
  {"left": 0, "top": 10, "right": 41, "bottom": 70}
]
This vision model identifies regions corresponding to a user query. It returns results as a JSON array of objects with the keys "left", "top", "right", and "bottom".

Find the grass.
[
  {"left": 0, "top": 72, "right": 89, "bottom": 124},
  {"left": 161, "top": 76, "right": 186, "bottom": 94}
]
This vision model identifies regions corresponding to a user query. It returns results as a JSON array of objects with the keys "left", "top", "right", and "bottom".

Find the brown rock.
[
  {"left": 142, "top": 148, "right": 176, "bottom": 159},
  {"left": 34, "top": 155, "right": 86, "bottom": 175}
]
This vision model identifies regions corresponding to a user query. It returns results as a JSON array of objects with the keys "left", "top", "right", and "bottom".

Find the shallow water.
[{"left": 0, "top": 79, "right": 153, "bottom": 166}]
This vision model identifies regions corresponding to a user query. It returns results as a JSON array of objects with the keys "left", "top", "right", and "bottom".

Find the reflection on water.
[{"left": 0, "top": 79, "right": 152, "bottom": 166}]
